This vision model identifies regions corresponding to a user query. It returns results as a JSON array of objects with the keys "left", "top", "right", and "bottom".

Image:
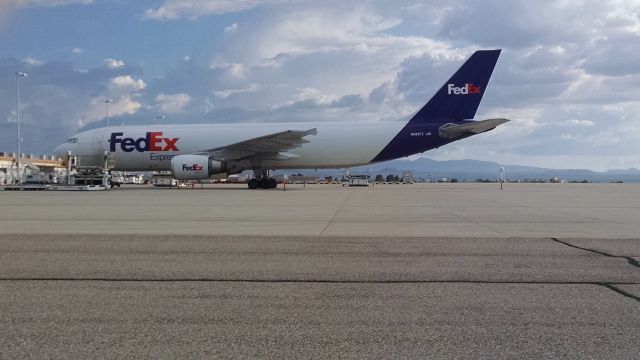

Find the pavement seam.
[
  {"left": 318, "top": 189, "right": 354, "bottom": 236},
  {"left": 439, "top": 208, "right": 506, "bottom": 235},
  {"left": 0, "top": 278, "right": 638, "bottom": 285},
  {"left": 550, "top": 237, "right": 640, "bottom": 269},
  {"left": 414, "top": 195, "right": 506, "bottom": 236}
]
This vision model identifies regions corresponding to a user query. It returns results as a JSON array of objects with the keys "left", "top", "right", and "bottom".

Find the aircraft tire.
[
  {"left": 248, "top": 179, "right": 259, "bottom": 189},
  {"left": 258, "top": 178, "right": 270, "bottom": 189}
]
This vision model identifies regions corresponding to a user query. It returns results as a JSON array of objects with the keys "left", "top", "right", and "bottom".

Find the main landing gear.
[
  {"left": 248, "top": 170, "right": 277, "bottom": 189},
  {"left": 248, "top": 177, "right": 277, "bottom": 189}
]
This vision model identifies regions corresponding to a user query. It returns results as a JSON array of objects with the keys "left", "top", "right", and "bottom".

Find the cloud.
[
  {"left": 110, "top": 75, "right": 146, "bottom": 91},
  {"left": 71, "top": 47, "right": 83, "bottom": 54},
  {"left": 9, "top": 0, "right": 93, "bottom": 7},
  {"left": 154, "top": 93, "right": 192, "bottom": 114},
  {"left": 23, "top": 57, "right": 43, "bottom": 66},
  {"left": 224, "top": 22, "right": 239, "bottom": 34},
  {"left": 209, "top": 62, "right": 246, "bottom": 79},
  {"left": 6, "top": 110, "right": 17, "bottom": 124},
  {"left": 288, "top": 87, "right": 340, "bottom": 105},
  {"left": 250, "top": 7, "right": 419, "bottom": 60},
  {"left": 104, "top": 58, "right": 125, "bottom": 69},
  {"left": 209, "top": 5, "right": 460, "bottom": 108},
  {"left": 0, "top": 57, "right": 145, "bottom": 153},
  {"left": 145, "top": 0, "right": 287, "bottom": 21},
  {"left": 80, "top": 96, "right": 142, "bottom": 127},
  {"left": 561, "top": 119, "right": 595, "bottom": 127},
  {"left": 214, "top": 83, "right": 259, "bottom": 98},
  {"left": 3, "top": 0, "right": 640, "bottom": 171},
  {"left": 581, "top": 33, "right": 640, "bottom": 76}
]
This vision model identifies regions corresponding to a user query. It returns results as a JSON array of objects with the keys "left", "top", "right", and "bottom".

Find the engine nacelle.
[{"left": 170, "top": 155, "right": 227, "bottom": 180}]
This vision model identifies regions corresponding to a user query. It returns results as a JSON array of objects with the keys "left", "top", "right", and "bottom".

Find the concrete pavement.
[
  {"left": 1, "top": 183, "right": 639, "bottom": 237},
  {"left": 0, "top": 184, "right": 638, "bottom": 358}
]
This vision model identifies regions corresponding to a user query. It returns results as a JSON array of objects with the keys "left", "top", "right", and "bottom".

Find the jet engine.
[{"left": 170, "top": 154, "right": 227, "bottom": 180}]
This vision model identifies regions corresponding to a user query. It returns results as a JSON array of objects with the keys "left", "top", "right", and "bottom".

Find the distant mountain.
[
  {"left": 274, "top": 158, "right": 640, "bottom": 183},
  {"left": 605, "top": 168, "right": 640, "bottom": 175}
]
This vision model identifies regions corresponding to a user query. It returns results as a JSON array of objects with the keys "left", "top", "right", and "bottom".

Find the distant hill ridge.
[{"left": 277, "top": 158, "right": 640, "bottom": 183}]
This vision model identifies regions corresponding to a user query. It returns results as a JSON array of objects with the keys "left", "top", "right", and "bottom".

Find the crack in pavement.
[
  {"left": 550, "top": 237, "right": 640, "bottom": 269},
  {"left": 601, "top": 284, "right": 640, "bottom": 302},
  {"left": 550, "top": 237, "right": 640, "bottom": 302}
]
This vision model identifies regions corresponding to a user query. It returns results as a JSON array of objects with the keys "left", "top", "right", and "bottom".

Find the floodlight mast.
[
  {"left": 105, "top": 99, "right": 115, "bottom": 128},
  {"left": 15, "top": 72, "right": 28, "bottom": 184}
]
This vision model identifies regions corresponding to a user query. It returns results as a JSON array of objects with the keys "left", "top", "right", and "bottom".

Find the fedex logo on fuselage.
[
  {"left": 447, "top": 83, "right": 481, "bottom": 95},
  {"left": 182, "top": 164, "right": 203, "bottom": 172},
  {"left": 109, "top": 132, "right": 179, "bottom": 152}
]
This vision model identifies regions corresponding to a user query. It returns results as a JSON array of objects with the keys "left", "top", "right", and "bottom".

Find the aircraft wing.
[
  {"left": 199, "top": 128, "right": 317, "bottom": 160},
  {"left": 439, "top": 118, "right": 510, "bottom": 139}
]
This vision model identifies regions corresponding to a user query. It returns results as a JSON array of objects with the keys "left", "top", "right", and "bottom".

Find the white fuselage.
[{"left": 54, "top": 121, "right": 407, "bottom": 171}]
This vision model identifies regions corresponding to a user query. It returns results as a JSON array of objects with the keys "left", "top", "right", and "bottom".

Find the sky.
[{"left": 0, "top": 0, "right": 639, "bottom": 171}]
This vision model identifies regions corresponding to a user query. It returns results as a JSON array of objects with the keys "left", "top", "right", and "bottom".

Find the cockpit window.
[{"left": 67, "top": 138, "right": 78, "bottom": 143}]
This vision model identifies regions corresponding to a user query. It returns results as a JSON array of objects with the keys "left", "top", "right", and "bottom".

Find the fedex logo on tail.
[
  {"left": 110, "top": 132, "right": 179, "bottom": 152},
  {"left": 447, "top": 83, "right": 481, "bottom": 95}
]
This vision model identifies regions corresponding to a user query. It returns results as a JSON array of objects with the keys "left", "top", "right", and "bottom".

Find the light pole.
[
  {"left": 15, "top": 72, "right": 28, "bottom": 184},
  {"left": 105, "top": 99, "right": 115, "bottom": 128}
]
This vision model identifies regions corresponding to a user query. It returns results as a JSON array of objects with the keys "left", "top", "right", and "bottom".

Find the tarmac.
[{"left": 0, "top": 183, "right": 638, "bottom": 358}]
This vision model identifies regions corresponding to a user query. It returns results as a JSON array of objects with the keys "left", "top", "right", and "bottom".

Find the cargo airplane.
[{"left": 54, "top": 50, "right": 509, "bottom": 189}]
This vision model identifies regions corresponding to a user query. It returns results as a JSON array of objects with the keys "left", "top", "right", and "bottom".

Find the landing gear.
[
  {"left": 262, "top": 177, "right": 277, "bottom": 189},
  {"left": 248, "top": 177, "right": 277, "bottom": 189},
  {"left": 248, "top": 170, "right": 278, "bottom": 189}
]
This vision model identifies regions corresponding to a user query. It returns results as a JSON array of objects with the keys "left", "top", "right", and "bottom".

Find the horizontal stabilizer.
[{"left": 439, "top": 118, "right": 510, "bottom": 139}]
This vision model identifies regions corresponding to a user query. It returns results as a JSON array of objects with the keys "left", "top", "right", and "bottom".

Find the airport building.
[{"left": 0, "top": 152, "right": 65, "bottom": 184}]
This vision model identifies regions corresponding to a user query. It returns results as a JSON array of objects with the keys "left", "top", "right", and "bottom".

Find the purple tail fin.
[
  {"left": 371, "top": 50, "right": 503, "bottom": 162},
  {"left": 409, "top": 49, "right": 501, "bottom": 123}
]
